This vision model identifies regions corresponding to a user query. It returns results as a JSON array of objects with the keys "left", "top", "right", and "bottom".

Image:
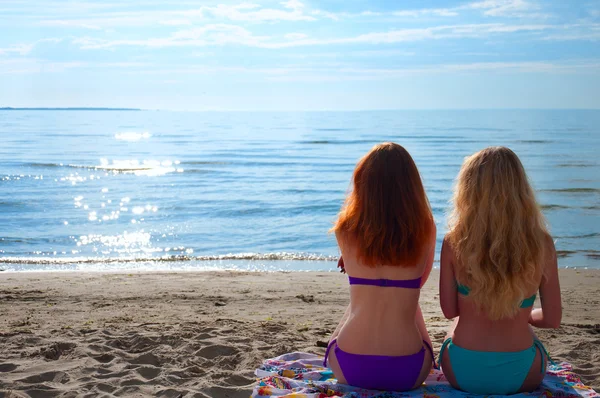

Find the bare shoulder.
[
  {"left": 441, "top": 233, "right": 453, "bottom": 252},
  {"left": 543, "top": 233, "right": 557, "bottom": 265},
  {"left": 543, "top": 233, "right": 556, "bottom": 252}
]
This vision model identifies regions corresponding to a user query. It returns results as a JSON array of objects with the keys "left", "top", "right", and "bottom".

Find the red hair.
[{"left": 332, "top": 142, "right": 433, "bottom": 267}]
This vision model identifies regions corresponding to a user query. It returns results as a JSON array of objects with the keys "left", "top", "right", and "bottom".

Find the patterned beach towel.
[{"left": 253, "top": 352, "right": 599, "bottom": 398}]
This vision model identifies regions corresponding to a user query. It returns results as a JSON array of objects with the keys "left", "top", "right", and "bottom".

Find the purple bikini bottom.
[{"left": 323, "top": 338, "right": 434, "bottom": 391}]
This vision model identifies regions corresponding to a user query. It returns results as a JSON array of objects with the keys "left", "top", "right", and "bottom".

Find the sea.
[{"left": 0, "top": 110, "right": 598, "bottom": 272}]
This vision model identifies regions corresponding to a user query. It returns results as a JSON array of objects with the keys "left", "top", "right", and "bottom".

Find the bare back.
[
  {"left": 439, "top": 234, "right": 562, "bottom": 392},
  {"left": 328, "top": 224, "right": 436, "bottom": 388}
]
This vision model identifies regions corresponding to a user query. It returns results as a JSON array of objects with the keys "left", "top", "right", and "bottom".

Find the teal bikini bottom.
[{"left": 439, "top": 338, "right": 552, "bottom": 395}]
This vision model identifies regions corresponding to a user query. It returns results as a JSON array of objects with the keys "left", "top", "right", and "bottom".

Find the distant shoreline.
[{"left": 0, "top": 107, "right": 142, "bottom": 111}]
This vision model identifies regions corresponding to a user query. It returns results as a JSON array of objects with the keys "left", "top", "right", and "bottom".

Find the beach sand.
[{"left": 0, "top": 270, "right": 598, "bottom": 397}]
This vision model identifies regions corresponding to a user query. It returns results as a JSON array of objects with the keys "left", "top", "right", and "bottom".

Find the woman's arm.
[
  {"left": 439, "top": 236, "right": 459, "bottom": 319},
  {"left": 420, "top": 222, "right": 437, "bottom": 288},
  {"left": 529, "top": 237, "right": 562, "bottom": 329}
]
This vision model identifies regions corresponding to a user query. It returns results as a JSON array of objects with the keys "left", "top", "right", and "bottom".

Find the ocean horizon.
[{"left": 1, "top": 109, "right": 598, "bottom": 272}]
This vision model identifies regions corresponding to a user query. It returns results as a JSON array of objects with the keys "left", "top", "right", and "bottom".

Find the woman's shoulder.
[{"left": 441, "top": 232, "right": 453, "bottom": 250}]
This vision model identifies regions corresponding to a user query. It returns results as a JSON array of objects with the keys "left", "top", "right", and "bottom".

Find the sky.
[{"left": 0, "top": 0, "right": 599, "bottom": 110}]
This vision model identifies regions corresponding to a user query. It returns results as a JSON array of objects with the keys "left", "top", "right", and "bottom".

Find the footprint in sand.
[
  {"left": 39, "top": 342, "right": 76, "bottom": 360},
  {"left": 223, "top": 373, "right": 255, "bottom": 386},
  {"left": 135, "top": 365, "right": 162, "bottom": 380},
  {"left": 196, "top": 344, "right": 238, "bottom": 359},
  {"left": 91, "top": 353, "right": 116, "bottom": 364},
  {"left": 130, "top": 352, "right": 161, "bottom": 366},
  {"left": 0, "top": 363, "right": 18, "bottom": 372},
  {"left": 18, "top": 370, "right": 69, "bottom": 384}
]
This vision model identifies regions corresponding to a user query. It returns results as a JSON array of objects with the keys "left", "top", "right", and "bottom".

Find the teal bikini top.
[{"left": 457, "top": 283, "right": 536, "bottom": 308}]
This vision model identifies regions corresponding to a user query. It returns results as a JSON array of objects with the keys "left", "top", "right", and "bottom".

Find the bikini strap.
[
  {"left": 423, "top": 340, "right": 438, "bottom": 369},
  {"left": 323, "top": 338, "right": 337, "bottom": 367},
  {"left": 438, "top": 338, "right": 452, "bottom": 369},
  {"left": 348, "top": 276, "right": 421, "bottom": 289},
  {"left": 533, "top": 339, "right": 555, "bottom": 374}
]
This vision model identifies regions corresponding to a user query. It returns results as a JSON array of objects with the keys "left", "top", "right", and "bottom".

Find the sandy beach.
[{"left": 0, "top": 269, "right": 598, "bottom": 397}]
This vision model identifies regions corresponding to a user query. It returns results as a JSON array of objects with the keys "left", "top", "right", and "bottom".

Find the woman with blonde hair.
[
  {"left": 439, "top": 146, "right": 562, "bottom": 395},
  {"left": 324, "top": 142, "right": 437, "bottom": 391}
]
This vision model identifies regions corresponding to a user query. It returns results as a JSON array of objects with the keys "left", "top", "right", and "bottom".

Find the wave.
[
  {"left": 541, "top": 188, "right": 600, "bottom": 193},
  {"left": 540, "top": 204, "right": 570, "bottom": 210},
  {"left": 556, "top": 232, "right": 600, "bottom": 239},
  {"left": 25, "top": 162, "right": 153, "bottom": 171},
  {"left": 299, "top": 139, "right": 375, "bottom": 145},
  {"left": 557, "top": 163, "right": 597, "bottom": 168},
  {"left": 313, "top": 128, "right": 355, "bottom": 132},
  {"left": 515, "top": 140, "right": 554, "bottom": 144},
  {"left": 114, "top": 132, "right": 151, "bottom": 141},
  {"left": 182, "top": 161, "right": 231, "bottom": 165},
  {"left": 432, "top": 127, "right": 510, "bottom": 132},
  {"left": 23, "top": 160, "right": 182, "bottom": 174},
  {"left": 299, "top": 137, "right": 484, "bottom": 145},
  {"left": 0, "top": 200, "right": 27, "bottom": 208},
  {"left": 0, "top": 252, "right": 339, "bottom": 265},
  {"left": 556, "top": 249, "right": 600, "bottom": 259}
]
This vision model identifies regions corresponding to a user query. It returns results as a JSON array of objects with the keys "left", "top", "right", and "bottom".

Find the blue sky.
[{"left": 1, "top": 0, "right": 599, "bottom": 110}]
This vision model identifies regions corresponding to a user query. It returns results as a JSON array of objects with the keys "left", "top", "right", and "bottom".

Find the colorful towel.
[{"left": 253, "top": 352, "right": 599, "bottom": 398}]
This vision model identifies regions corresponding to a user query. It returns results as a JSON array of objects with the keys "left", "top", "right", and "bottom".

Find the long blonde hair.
[{"left": 447, "top": 146, "right": 549, "bottom": 320}]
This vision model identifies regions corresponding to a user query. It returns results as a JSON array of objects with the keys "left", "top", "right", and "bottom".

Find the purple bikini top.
[
  {"left": 348, "top": 276, "right": 421, "bottom": 289},
  {"left": 338, "top": 257, "right": 421, "bottom": 289}
]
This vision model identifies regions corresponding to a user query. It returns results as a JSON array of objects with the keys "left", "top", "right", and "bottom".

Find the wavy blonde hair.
[{"left": 447, "top": 147, "right": 549, "bottom": 320}]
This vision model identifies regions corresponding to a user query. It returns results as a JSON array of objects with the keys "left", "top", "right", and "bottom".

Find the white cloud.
[
  {"left": 542, "top": 33, "right": 600, "bottom": 41},
  {"left": 352, "top": 49, "right": 416, "bottom": 57},
  {"left": 310, "top": 9, "right": 343, "bottom": 21},
  {"left": 189, "top": 3, "right": 316, "bottom": 22},
  {"left": 360, "top": 11, "right": 382, "bottom": 17},
  {"left": 319, "top": 23, "right": 553, "bottom": 45},
  {"left": 71, "top": 22, "right": 568, "bottom": 50},
  {"left": 6, "top": 0, "right": 556, "bottom": 32},
  {"left": 74, "top": 24, "right": 270, "bottom": 49},
  {"left": 264, "top": 61, "right": 600, "bottom": 82},
  {"left": 31, "top": 2, "right": 316, "bottom": 29},
  {"left": 465, "top": 0, "right": 549, "bottom": 18},
  {"left": 392, "top": 9, "right": 459, "bottom": 17},
  {"left": 0, "top": 38, "right": 62, "bottom": 56},
  {"left": 0, "top": 44, "right": 35, "bottom": 56},
  {"left": 281, "top": 0, "right": 304, "bottom": 11}
]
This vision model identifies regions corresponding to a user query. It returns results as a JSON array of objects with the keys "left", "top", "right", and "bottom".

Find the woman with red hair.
[{"left": 324, "top": 142, "right": 437, "bottom": 391}]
